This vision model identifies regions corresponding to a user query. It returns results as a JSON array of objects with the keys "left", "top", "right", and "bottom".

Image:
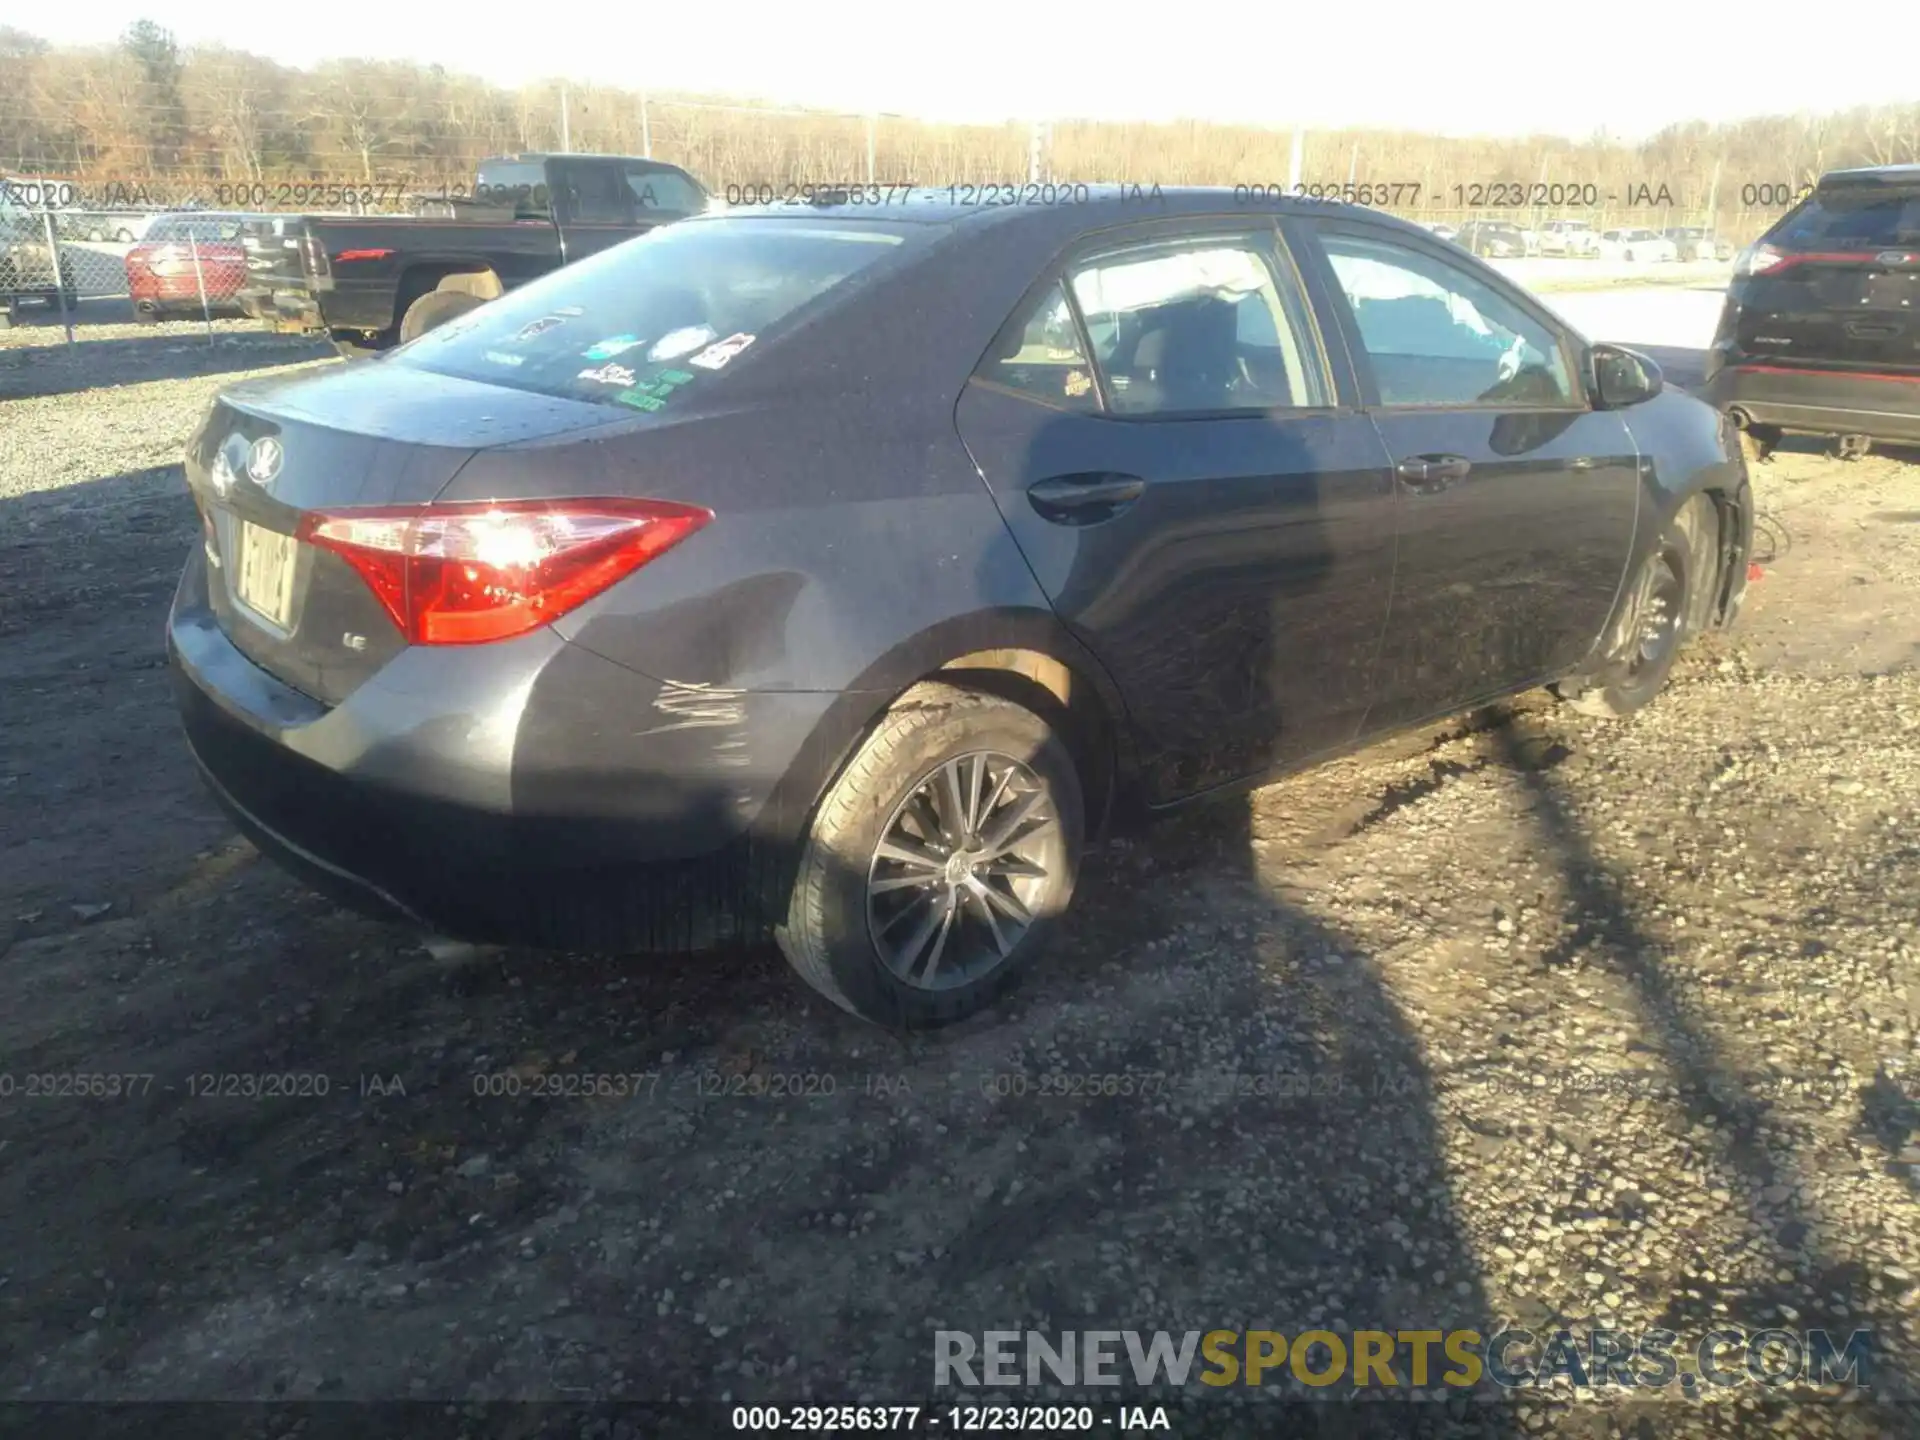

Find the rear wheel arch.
[
  {"left": 935, "top": 647, "right": 1122, "bottom": 840},
  {"left": 767, "top": 621, "right": 1135, "bottom": 858}
]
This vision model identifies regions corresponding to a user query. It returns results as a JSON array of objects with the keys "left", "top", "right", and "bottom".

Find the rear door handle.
[
  {"left": 1394, "top": 454, "right": 1471, "bottom": 493},
  {"left": 1027, "top": 472, "right": 1148, "bottom": 523}
]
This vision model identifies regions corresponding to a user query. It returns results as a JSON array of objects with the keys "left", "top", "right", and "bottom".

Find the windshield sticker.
[
  {"left": 513, "top": 315, "right": 569, "bottom": 342},
  {"left": 1063, "top": 369, "right": 1092, "bottom": 398},
  {"left": 687, "top": 332, "right": 756, "bottom": 371},
  {"left": 555, "top": 306, "right": 585, "bottom": 317},
  {"left": 615, "top": 388, "right": 667, "bottom": 412},
  {"left": 577, "top": 363, "right": 639, "bottom": 387},
  {"left": 482, "top": 350, "right": 525, "bottom": 368},
  {"left": 656, "top": 368, "right": 696, "bottom": 388},
  {"left": 648, "top": 324, "right": 716, "bottom": 361},
  {"left": 583, "top": 334, "right": 643, "bottom": 360}
]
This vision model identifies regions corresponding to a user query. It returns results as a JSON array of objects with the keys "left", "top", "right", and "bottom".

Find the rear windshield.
[
  {"left": 1775, "top": 187, "right": 1920, "bottom": 248},
  {"left": 390, "top": 216, "right": 914, "bottom": 410}
]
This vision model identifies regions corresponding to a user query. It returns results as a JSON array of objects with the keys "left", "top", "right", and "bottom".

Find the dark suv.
[{"left": 1704, "top": 164, "right": 1920, "bottom": 457}]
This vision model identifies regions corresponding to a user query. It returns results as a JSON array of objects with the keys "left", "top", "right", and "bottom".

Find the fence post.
[
  {"left": 189, "top": 231, "right": 213, "bottom": 343},
  {"left": 42, "top": 208, "right": 75, "bottom": 346}
]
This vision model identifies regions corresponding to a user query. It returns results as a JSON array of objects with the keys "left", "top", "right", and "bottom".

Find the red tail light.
[{"left": 298, "top": 498, "right": 711, "bottom": 645}]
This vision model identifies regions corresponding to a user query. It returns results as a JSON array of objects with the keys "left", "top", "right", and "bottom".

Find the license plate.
[{"left": 233, "top": 521, "right": 298, "bottom": 629}]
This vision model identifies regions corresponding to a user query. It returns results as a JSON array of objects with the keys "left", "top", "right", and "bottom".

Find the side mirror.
[{"left": 1589, "top": 343, "right": 1663, "bottom": 408}]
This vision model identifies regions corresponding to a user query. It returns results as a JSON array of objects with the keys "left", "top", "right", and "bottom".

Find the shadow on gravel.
[
  {"left": 0, "top": 459, "right": 1520, "bottom": 1432},
  {"left": 1108, "top": 793, "right": 1523, "bottom": 1436},
  {"left": 0, "top": 333, "right": 330, "bottom": 401},
  {"left": 1481, "top": 711, "right": 1914, "bottom": 1402},
  {"left": 1859, "top": 1069, "right": 1920, "bottom": 1201}
]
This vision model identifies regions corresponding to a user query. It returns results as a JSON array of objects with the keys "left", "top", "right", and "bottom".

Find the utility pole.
[
  {"left": 1288, "top": 129, "right": 1305, "bottom": 191},
  {"left": 1028, "top": 120, "right": 1045, "bottom": 184},
  {"left": 560, "top": 85, "right": 571, "bottom": 153},
  {"left": 640, "top": 91, "right": 651, "bottom": 158},
  {"left": 1705, "top": 157, "right": 1721, "bottom": 232},
  {"left": 867, "top": 114, "right": 877, "bottom": 184},
  {"left": 1347, "top": 142, "right": 1358, "bottom": 185}
]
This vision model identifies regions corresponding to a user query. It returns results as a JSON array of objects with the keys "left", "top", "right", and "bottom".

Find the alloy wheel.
[
  {"left": 1621, "top": 548, "right": 1685, "bottom": 677},
  {"left": 865, "top": 751, "right": 1063, "bottom": 991}
]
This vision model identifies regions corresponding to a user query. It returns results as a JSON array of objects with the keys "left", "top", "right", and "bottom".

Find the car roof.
[
  {"left": 484, "top": 152, "right": 698, "bottom": 172},
  {"left": 695, "top": 184, "right": 1434, "bottom": 244},
  {"left": 1820, "top": 163, "right": 1920, "bottom": 189}
]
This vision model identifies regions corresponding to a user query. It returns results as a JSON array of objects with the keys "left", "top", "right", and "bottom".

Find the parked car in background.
[
  {"left": 1418, "top": 221, "right": 1459, "bottom": 244},
  {"left": 1705, "top": 163, "right": 1920, "bottom": 459},
  {"left": 1597, "top": 228, "right": 1679, "bottom": 263},
  {"left": 1536, "top": 219, "right": 1600, "bottom": 257},
  {"left": 126, "top": 212, "right": 255, "bottom": 318},
  {"left": 84, "top": 212, "right": 161, "bottom": 245},
  {"left": 169, "top": 188, "right": 1752, "bottom": 1028},
  {"left": 1663, "top": 227, "right": 1732, "bottom": 262},
  {"left": 1455, "top": 219, "right": 1529, "bottom": 258},
  {"left": 0, "top": 203, "right": 78, "bottom": 322},
  {"left": 278, "top": 153, "right": 709, "bottom": 357}
]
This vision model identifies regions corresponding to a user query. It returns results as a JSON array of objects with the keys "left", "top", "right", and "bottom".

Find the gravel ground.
[{"left": 1, "top": 319, "right": 1918, "bottom": 1438}]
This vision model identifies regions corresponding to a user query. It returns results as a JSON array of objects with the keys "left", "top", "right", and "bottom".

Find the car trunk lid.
[{"left": 184, "top": 359, "right": 632, "bottom": 706}]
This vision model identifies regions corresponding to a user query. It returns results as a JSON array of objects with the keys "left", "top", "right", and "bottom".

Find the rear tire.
[
  {"left": 398, "top": 289, "right": 483, "bottom": 345},
  {"left": 777, "top": 682, "right": 1083, "bottom": 1029},
  {"left": 1558, "top": 493, "right": 1716, "bottom": 720}
]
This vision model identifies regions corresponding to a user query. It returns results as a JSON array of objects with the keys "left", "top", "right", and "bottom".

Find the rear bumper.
[
  {"left": 168, "top": 568, "right": 836, "bottom": 951},
  {"left": 1704, "top": 360, "right": 1920, "bottom": 444}
]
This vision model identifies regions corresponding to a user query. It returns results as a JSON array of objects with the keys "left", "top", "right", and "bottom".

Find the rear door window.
[
  {"left": 1064, "top": 232, "right": 1329, "bottom": 416},
  {"left": 974, "top": 281, "right": 1100, "bottom": 412},
  {"left": 557, "top": 162, "right": 633, "bottom": 225},
  {"left": 391, "top": 216, "right": 915, "bottom": 411},
  {"left": 475, "top": 160, "right": 551, "bottom": 216},
  {"left": 626, "top": 164, "right": 705, "bottom": 218}
]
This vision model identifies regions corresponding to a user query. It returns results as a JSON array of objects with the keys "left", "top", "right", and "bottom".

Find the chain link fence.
[
  {"left": 3, "top": 142, "right": 1774, "bottom": 346},
  {"left": 2, "top": 204, "right": 265, "bottom": 338}
]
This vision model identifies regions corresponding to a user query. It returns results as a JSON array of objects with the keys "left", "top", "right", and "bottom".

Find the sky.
[{"left": 11, "top": 2, "right": 1920, "bottom": 139}]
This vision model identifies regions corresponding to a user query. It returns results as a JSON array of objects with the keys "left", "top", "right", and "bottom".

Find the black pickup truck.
[{"left": 243, "top": 153, "right": 708, "bottom": 356}]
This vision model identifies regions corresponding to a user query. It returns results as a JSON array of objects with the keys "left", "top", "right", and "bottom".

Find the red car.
[{"left": 126, "top": 213, "right": 252, "bottom": 317}]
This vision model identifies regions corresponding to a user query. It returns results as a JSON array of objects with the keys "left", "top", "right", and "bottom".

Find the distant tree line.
[{"left": 3, "top": 20, "right": 1918, "bottom": 237}]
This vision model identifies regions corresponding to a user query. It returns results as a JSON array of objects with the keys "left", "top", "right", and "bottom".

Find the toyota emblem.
[{"left": 246, "top": 436, "right": 284, "bottom": 486}]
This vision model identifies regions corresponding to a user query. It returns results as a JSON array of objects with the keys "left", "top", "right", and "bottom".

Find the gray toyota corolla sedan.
[{"left": 169, "top": 187, "right": 1754, "bottom": 1027}]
